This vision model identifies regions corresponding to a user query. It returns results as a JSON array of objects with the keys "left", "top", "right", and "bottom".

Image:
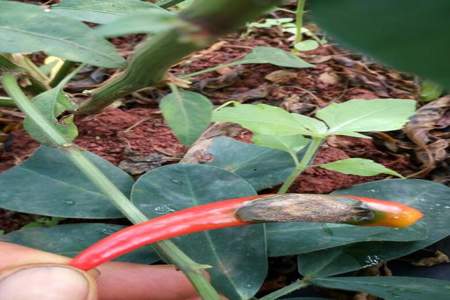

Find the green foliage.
[
  {"left": 319, "top": 158, "right": 404, "bottom": 178},
  {"left": 95, "top": 10, "right": 179, "bottom": 37},
  {"left": 52, "top": 0, "right": 163, "bottom": 24},
  {"left": 310, "top": 0, "right": 450, "bottom": 89},
  {"left": 0, "top": 1, "right": 124, "bottom": 67},
  {"left": 206, "top": 137, "right": 306, "bottom": 191},
  {"left": 252, "top": 134, "right": 309, "bottom": 157},
  {"left": 1, "top": 223, "right": 159, "bottom": 263},
  {"left": 132, "top": 164, "right": 266, "bottom": 300},
  {"left": 316, "top": 99, "right": 416, "bottom": 136},
  {"left": 160, "top": 89, "right": 213, "bottom": 145},
  {"left": 23, "top": 68, "right": 80, "bottom": 145},
  {"left": 311, "top": 277, "right": 450, "bottom": 300},
  {"left": 230, "top": 46, "right": 313, "bottom": 68},
  {"left": 420, "top": 79, "right": 444, "bottom": 102},
  {"left": 0, "top": 146, "right": 132, "bottom": 218}
]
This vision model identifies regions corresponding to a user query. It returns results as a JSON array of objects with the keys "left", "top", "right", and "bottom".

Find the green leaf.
[
  {"left": 0, "top": 146, "right": 133, "bottom": 218},
  {"left": 420, "top": 80, "right": 444, "bottom": 102},
  {"left": 160, "top": 90, "right": 213, "bottom": 145},
  {"left": 52, "top": 0, "right": 164, "bottom": 24},
  {"left": 268, "top": 179, "right": 448, "bottom": 257},
  {"left": 1, "top": 223, "right": 159, "bottom": 264},
  {"left": 267, "top": 221, "right": 427, "bottom": 257},
  {"left": 206, "top": 137, "right": 305, "bottom": 191},
  {"left": 294, "top": 40, "right": 320, "bottom": 52},
  {"left": 252, "top": 134, "right": 309, "bottom": 154},
  {"left": 132, "top": 164, "right": 266, "bottom": 300},
  {"left": 213, "top": 104, "right": 311, "bottom": 136},
  {"left": 0, "top": 1, "right": 124, "bottom": 67},
  {"left": 23, "top": 67, "right": 80, "bottom": 145},
  {"left": 297, "top": 179, "right": 450, "bottom": 277},
  {"left": 310, "top": 0, "right": 450, "bottom": 89},
  {"left": 290, "top": 114, "right": 328, "bottom": 136},
  {"left": 319, "top": 158, "right": 403, "bottom": 178},
  {"left": 316, "top": 99, "right": 416, "bottom": 135},
  {"left": 95, "top": 10, "right": 179, "bottom": 37},
  {"left": 231, "top": 46, "right": 313, "bottom": 68},
  {"left": 311, "top": 277, "right": 450, "bottom": 300}
]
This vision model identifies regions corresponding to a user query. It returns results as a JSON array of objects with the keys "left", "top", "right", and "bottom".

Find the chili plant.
[{"left": 1, "top": 0, "right": 450, "bottom": 299}]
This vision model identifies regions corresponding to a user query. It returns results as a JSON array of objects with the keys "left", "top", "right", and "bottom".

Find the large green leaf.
[
  {"left": 206, "top": 137, "right": 304, "bottom": 191},
  {"left": 297, "top": 179, "right": 450, "bottom": 277},
  {"left": 230, "top": 47, "right": 313, "bottom": 69},
  {"left": 212, "top": 104, "right": 313, "bottom": 136},
  {"left": 316, "top": 99, "right": 416, "bottom": 135},
  {"left": 252, "top": 134, "right": 309, "bottom": 155},
  {"left": 310, "top": 0, "right": 450, "bottom": 89},
  {"left": 52, "top": 0, "right": 163, "bottom": 24},
  {"left": 312, "top": 276, "right": 450, "bottom": 300},
  {"left": 160, "top": 90, "right": 213, "bottom": 145},
  {"left": 319, "top": 158, "right": 403, "bottom": 178},
  {"left": 131, "top": 164, "right": 266, "bottom": 300},
  {"left": 267, "top": 221, "right": 427, "bottom": 257},
  {"left": 0, "top": 1, "right": 124, "bottom": 67},
  {"left": 1, "top": 223, "right": 159, "bottom": 264},
  {"left": 0, "top": 146, "right": 133, "bottom": 218},
  {"left": 95, "top": 10, "right": 179, "bottom": 37},
  {"left": 298, "top": 236, "right": 446, "bottom": 278},
  {"left": 268, "top": 179, "right": 449, "bottom": 257}
]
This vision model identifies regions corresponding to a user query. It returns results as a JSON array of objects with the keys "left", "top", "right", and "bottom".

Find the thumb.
[{"left": 0, "top": 264, "right": 97, "bottom": 300}]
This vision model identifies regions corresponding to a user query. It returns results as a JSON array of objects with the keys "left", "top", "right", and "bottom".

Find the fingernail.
[{"left": 0, "top": 265, "right": 95, "bottom": 300}]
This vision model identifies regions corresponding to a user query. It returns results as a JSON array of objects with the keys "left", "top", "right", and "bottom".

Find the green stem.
[
  {"left": 181, "top": 62, "right": 237, "bottom": 79},
  {"left": 278, "top": 137, "right": 323, "bottom": 194},
  {"left": 0, "top": 96, "right": 16, "bottom": 107},
  {"left": 1, "top": 74, "right": 220, "bottom": 300},
  {"left": 49, "top": 60, "right": 77, "bottom": 87},
  {"left": 12, "top": 54, "right": 50, "bottom": 92},
  {"left": 295, "top": 0, "right": 306, "bottom": 44},
  {"left": 259, "top": 279, "right": 309, "bottom": 300}
]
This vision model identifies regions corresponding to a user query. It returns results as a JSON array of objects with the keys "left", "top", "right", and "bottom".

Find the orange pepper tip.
[{"left": 344, "top": 195, "right": 424, "bottom": 228}]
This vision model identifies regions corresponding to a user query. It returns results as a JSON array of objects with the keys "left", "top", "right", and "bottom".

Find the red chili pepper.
[{"left": 69, "top": 194, "right": 422, "bottom": 271}]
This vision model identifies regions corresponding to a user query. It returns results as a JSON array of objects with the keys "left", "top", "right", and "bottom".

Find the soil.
[{"left": 1, "top": 4, "right": 449, "bottom": 297}]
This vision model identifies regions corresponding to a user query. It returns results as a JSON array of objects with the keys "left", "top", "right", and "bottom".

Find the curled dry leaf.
[{"left": 404, "top": 96, "right": 450, "bottom": 176}]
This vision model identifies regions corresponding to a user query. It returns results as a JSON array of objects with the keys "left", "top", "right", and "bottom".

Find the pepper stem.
[{"left": 1, "top": 74, "right": 221, "bottom": 300}]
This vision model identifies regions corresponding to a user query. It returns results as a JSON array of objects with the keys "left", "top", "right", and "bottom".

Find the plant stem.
[
  {"left": 11, "top": 54, "right": 50, "bottom": 92},
  {"left": 1, "top": 74, "right": 221, "bottom": 300},
  {"left": 49, "top": 60, "right": 77, "bottom": 87},
  {"left": 0, "top": 96, "right": 16, "bottom": 107},
  {"left": 295, "top": 0, "right": 306, "bottom": 44},
  {"left": 181, "top": 62, "right": 237, "bottom": 79},
  {"left": 259, "top": 279, "right": 309, "bottom": 300},
  {"left": 278, "top": 137, "right": 323, "bottom": 194},
  {"left": 77, "top": 0, "right": 282, "bottom": 114}
]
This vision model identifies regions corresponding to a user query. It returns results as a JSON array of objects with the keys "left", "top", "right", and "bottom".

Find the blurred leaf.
[
  {"left": 319, "top": 158, "right": 403, "bottom": 178},
  {"left": 316, "top": 99, "right": 416, "bottom": 135},
  {"left": 1, "top": 223, "right": 159, "bottom": 263},
  {"left": 0, "top": 1, "right": 124, "bottom": 67},
  {"left": 207, "top": 137, "right": 305, "bottom": 191},
  {"left": 310, "top": 0, "right": 450, "bottom": 89},
  {"left": 52, "top": 0, "right": 164, "bottom": 24},
  {"left": 23, "top": 67, "right": 80, "bottom": 145},
  {"left": 0, "top": 146, "right": 132, "bottom": 218},
  {"left": 95, "top": 10, "right": 178, "bottom": 36},
  {"left": 160, "top": 90, "right": 212, "bottom": 145},
  {"left": 213, "top": 104, "right": 313, "bottom": 136},
  {"left": 295, "top": 40, "right": 320, "bottom": 52},
  {"left": 252, "top": 134, "right": 309, "bottom": 155},
  {"left": 420, "top": 80, "right": 444, "bottom": 102},
  {"left": 132, "top": 164, "right": 266, "bottom": 300},
  {"left": 22, "top": 216, "right": 63, "bottom": 229},
  {"left": 231, "top": 46, "right": 313, "bottom": 68},
  {"left": 311, "top": 276, "right": 450, "bottom": 300}
]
